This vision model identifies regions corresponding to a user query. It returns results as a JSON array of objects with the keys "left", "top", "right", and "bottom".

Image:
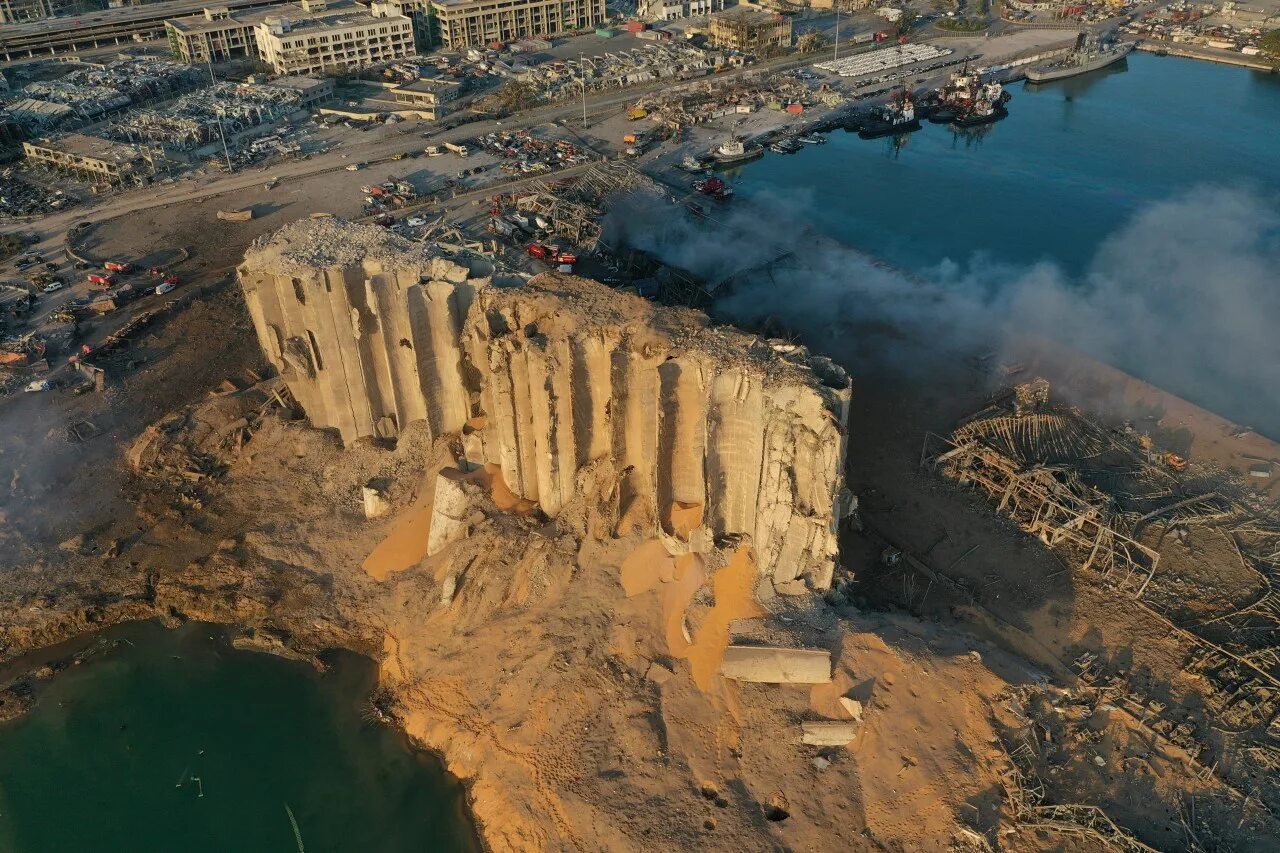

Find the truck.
[
  {"left": 88, "top": 273, "right": 116, "bottom": 288},
  {"left": 425, "top": 145, "right": 443, "bottom": 156},
  {"left": 103, "top": 261, "right": 133, "bottom": 273},
  {"left": 444, "top": 142, "right": 470, "bottom": 158}
]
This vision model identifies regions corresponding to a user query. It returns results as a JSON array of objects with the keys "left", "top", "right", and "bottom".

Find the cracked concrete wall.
[{"left": 239, "top": 220, "right": 851, "bottom": 592}]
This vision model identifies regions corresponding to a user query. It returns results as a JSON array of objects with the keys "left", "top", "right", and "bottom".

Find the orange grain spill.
[
  {"left": 362, "top": 472, "right": 436, "bottom": 581},
  {"left": 363, "top": 463, "right": 535, "bottom": 581},
  {"left": 680, "top": 547, "right": 763, "bottom": 692},
  {"left": 620, "top": 543, "right": 763, "bottom": 693}
]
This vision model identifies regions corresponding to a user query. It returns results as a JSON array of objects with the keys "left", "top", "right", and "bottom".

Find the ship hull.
[
  {"left": 952, "top": 105, "right": 1008, "bottom": 128},
  {"left": 1025, "top": 43, "right": 1134, "bottom": 83},
  {"left": 712, "top": 147, "right": 764, "bottom": 165},
  {"left": 858, "top": 118, "right": 921, "bottom": 139}
]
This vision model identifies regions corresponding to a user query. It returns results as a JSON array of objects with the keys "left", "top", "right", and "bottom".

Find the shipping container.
[{"left": 595, "top": 27, "right": 617, "bottom": 38}]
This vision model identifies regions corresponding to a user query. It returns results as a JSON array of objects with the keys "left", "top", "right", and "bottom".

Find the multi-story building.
[
  {"left": 637, "top": 0, "right": 720, "bottom": 22},
  {"left": 0, "top": 0, "right": 93, "bottom": 25},
  {"left": 253, "top": 0, "right": 415, "bottom": 75},
  {"left": 428, "top": 0, "right": 605, "bottom": 49},
  {"left": 707, "top": 6, "right": 791, "bottom": 52},
  {"left": 2, "top": 0, "right": 288, "bottom": 62},
  {"left": 165, "top": 5, "right": 264, "bottom": 63},
  {"left": 21, "top": 133, "right": 166, "bottom": 185}
]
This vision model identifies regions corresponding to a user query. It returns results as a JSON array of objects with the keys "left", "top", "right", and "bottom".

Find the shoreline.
[{"left": 1135, "top": 39, "right": 1279, "bottom": 72}]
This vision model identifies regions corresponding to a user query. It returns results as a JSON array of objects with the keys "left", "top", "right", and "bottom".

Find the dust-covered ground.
[{"left": 2, "top": 189, "right": 1280, "bottom": 852}]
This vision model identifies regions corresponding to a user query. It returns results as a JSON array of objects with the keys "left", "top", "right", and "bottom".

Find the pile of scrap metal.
[
  {"left": 474, "top": 129, "right": 590, "bottom": 176},
  {"left": 492, "top": 162, "right": 653, "bottom": 251},
  {"left": 923, "top": 378, "right": 1164, "bottom": 586},
  {"left": 632, "top": 71, "right": 822, "bottom": 130}
]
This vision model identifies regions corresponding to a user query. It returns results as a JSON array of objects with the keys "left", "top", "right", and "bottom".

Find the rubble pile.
[
  {"left": 474, "top": 129, "right": 590, "bottom": 175},
  {"left": 544, "top": 45, "right": 727, "bottom": 99},
  {"left": 128, "top": 378, "right": 294, "bottom": 507},
  {"left": 633, "top": 70, "right": 832, "bottom": 129},
  {"left": 107, "top": 82, "right": 302, "bottom": 151},
  {"left": 0, "top": 168, "right": 73, "bottom": 217},
  {"left": 3, "top": 59, "right": 206, "bottom": 134},
  {"left": 238, "top": 218, "right": 852, "bottom": 593}
]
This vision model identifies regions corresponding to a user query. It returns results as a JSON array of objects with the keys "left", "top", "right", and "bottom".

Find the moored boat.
[{"left": 711, "top": 138, "right": 764, "bottom": 165}]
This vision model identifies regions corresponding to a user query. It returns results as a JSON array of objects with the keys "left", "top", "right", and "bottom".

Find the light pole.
[
  {"left": 205, "top": 51, "right": 234, "bottom": 173},
  {"left": 834, "top": 5, "right": 841, "bottom": 62},
  {"left": 579, "top": 52, "right": 588, "bottom": 128}
]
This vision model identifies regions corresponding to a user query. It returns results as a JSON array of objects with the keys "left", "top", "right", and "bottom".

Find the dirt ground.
[
  {"left": 1, "top": 228, "right": 1276, "bottom": 851},
  {"left": 2, "top": 37, "right": 1279, "bottom": 849}
]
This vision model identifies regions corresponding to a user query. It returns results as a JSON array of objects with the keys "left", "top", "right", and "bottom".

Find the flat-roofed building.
[
  {"left": 428, "top": 0, "right": 605, "bottom": 49},
  {"left": 254, "top": 0, "right": 415, "bottom": 75},
  {"left": 707, "top": 6, "right": 792, "bottom": 52},
  {"left": 0, "top": 0, "right": 87, "bottom": 25},
  {"left": 22, "top": 133, "right": 167, "bottom": 185},
  {"left": 1, "top": 0, "right": 289, "bottom": 62},
  {"left": 637, "top": 0, "right": 722, "bottom": 22},
  {"left": 265, "top": 74, "right": 336, "bottom": 105},
  {"left": 165, "top": 5, "right": 264, "bottom": 63}
]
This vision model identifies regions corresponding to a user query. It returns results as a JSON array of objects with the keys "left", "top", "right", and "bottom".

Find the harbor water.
[
  {"left": 0, "top": 621, "right": 477, "bottom": 853},
  {"left": 724, "top": 53, "right": 1280, "bottom": 435},
  {"left": 736, "top": 53, "right": 1280, "bottom": 275}
]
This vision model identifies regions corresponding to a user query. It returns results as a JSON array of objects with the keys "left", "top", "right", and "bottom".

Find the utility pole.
[
  {"left": 205, "top": 51, "right": 234, "bottom": 173},
  {"left": 579, "top": 52, "right": 588, "bottom": 128},
  {"left": 834, "top": 5, "right": 841, "bottom": 62}
]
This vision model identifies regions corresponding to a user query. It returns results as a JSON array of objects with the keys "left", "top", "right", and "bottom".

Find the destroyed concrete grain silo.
[{"left": 237, "top": 219, "right": 852, "bottom": 592}]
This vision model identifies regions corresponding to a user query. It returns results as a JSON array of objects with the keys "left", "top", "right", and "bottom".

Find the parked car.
[
  {"left": 155, "top": 282, "right": 176, "bottom": 295},
  {"left": 41, "top": 281, "right": 64, "bottom": 293}
]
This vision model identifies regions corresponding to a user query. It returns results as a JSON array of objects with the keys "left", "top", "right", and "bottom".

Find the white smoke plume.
[{"left": 607, "top": 185, "right": 1280, "bottom": 436}]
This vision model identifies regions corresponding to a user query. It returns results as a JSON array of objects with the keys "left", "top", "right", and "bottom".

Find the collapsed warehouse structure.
[
  {"left": 106, "top": 81, "right": 303, "bottom": 150},
  {"left": 237, "top": 218, "right": 852, "bottom": 593},
  {"left": 924, "top": 379, "right": 1280, "bottom": 792},
  {"left": 1, "top": 59, "right": 206, "bottom": 134}
]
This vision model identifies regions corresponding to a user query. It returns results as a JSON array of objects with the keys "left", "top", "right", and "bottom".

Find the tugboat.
[
  {"left": 1025, "top": 31, "right": 1134, "bottom": 83},
  {"left": 858, "top": 89, "right": 921, "bottom": 139},
  {"left": 930, "top": 67, "right": 1010, "bottom": 125},
  {"left": 711, "top": 137, "right": 764, "bottom": 165},
  {"left": 951, "top": 81, "right": 1011, "bottom": 127}
]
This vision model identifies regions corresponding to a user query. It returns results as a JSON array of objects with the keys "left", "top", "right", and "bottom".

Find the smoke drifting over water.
[{"left": 608, "top": 186, "right": 1280, "bottom": 436}]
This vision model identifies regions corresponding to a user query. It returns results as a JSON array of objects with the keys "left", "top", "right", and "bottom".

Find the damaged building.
[{"left": 237, "top": 219, "right": 852, "bottom": 593}]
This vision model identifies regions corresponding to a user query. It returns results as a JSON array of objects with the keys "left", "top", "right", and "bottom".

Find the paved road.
[{"left": 17, "top": 51, "right": 820, "bottom": 254}]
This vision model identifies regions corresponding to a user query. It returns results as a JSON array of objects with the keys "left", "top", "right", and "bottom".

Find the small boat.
[
  {"left": 711, "top": 138, "right": 764, "bottom": 166},
  {"left": 678, "top": 155, "right": 709, "bottom": 172},
  {"left": 769, "top": 139, "right": 802, "bottom": 154},
  {"left": 796, "top": 134, "right": 826, "bottom": 145}
]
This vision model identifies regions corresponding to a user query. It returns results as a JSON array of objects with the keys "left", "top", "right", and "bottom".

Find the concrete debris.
[
  {"left": 440, "top": 573, "right": 457, "bottom": 606},
  {"left": 720, "top": 646, "right": 832, "bottom": 684},
  {"left": 838, "top": 697, "right": 864, "bottom": 721},
  {"left": 800, "top": 721, "right": 860, "bottom": 746},
  {"left": 362, "top": 485, "right": 389, "bottom": 519},
  {"left": 238, "top": 218, "right": 852, "bottom": 591},
  {"left": 427, "top": 473, "right": 472, "bottom": 557}
]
